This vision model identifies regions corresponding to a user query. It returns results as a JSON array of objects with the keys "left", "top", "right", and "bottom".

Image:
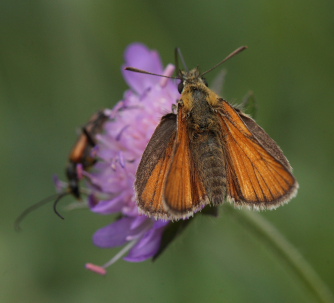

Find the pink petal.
[
  {"left": 124, "top": 221, "right": 168, "bottom": 262},
  {"left": 90, "top": 194, "right": 125, "bottom": 214},
  {"left": 93, "top": 217, "right": 133, "bottom": 248},
  {"left": 122, "top": 43, "right": 163, "bottom": 95}
]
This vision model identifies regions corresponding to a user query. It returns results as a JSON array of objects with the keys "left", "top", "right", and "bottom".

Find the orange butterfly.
[{"left": 127, "top": 47, "right": 298, "bottom": 221}]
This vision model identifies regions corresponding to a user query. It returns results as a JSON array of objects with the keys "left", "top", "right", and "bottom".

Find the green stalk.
[{"left": 226, "top": 205, "right": 334, "bottom": 303}]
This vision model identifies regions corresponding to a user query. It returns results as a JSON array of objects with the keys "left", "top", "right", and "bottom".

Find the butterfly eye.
[{"left": 178, "top": 81, "right": 184, "bottom": 94}]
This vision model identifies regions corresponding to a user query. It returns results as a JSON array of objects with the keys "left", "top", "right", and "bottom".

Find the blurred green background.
[{"left": 1, "top": 0, "right": 334, "bottom": 302}]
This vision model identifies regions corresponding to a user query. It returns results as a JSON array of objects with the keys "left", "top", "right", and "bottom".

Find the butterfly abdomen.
[
  {"left": 191, "top": 131, "right": 226, "bottom": 205},
  {"left": 185, "top": 92, "right": 226, "bottom": 205}
]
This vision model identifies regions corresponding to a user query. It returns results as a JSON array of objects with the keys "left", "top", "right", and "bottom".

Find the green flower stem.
[{"left": 225, "top": 205, "right": 334, "bottom": 303}]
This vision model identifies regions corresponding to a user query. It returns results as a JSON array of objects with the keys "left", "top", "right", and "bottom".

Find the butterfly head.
[{"left": 177, "top": 68, "right": 209, "bottom": 94}]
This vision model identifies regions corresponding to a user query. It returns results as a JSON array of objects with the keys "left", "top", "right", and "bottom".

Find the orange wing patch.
[
  {"left": 139, "top": 139, "right": 175, "bottom": 218},
  {"left": 220, "top": 101, "right": 298, "bottom": 209},
  {"left": 164, "top": 107, "right": 208, "bottom": 218}
]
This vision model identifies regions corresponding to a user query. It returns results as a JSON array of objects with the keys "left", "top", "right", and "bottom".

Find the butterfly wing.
[
  {"left": 135, "top": 113, "right": 177, "bottom": 219},
  {"left": 163, "top": 106, "right": 208, "bottom": 219},
  {"left": 238, "top": 111, "right": 291, "bottom": 169},
  {"left": 220, "top": 101, "right": 298, "bottom": 209}
]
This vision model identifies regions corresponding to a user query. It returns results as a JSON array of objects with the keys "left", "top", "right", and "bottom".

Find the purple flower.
[{"left": 84, "top": 43, "right": 179, "bottom": 274}]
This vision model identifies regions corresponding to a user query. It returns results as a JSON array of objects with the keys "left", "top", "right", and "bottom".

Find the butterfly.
[{"left": 127, "top": 46, "right": 298, "bottom": 220}]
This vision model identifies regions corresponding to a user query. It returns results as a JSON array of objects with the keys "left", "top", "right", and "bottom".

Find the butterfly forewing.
[
  {"left": 163, "top": 106, "right": 208, "bottom": 218},
  {"left": 220, "top": 101, "right": 298, "bottom": 209},
  {"left": 135, "top": 113, "right": 177, "bottom": 219},
  {"left": 238, "top": 112, "right": 291, "bottom": 169}
]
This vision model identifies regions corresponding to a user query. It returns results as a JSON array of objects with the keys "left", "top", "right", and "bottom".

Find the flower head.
[{"left": 83, "top": 43, "right": 180, "bottom": 274}]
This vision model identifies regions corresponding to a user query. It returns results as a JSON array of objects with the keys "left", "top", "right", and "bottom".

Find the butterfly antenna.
[
  {"left": 201, "top": 46, "right": 248, "bottom": 76},
  {"left": 175, "top": 47, "right": 189, "bottom": 72},
  {"left": 14, "top": 192, "right": 68, "bottom": 231},
  {"left": 124, "top": 67, "right": 177, "bottom": 79},
  {"left": 174, "top": 48, "right": 180, "bottom": 76}
]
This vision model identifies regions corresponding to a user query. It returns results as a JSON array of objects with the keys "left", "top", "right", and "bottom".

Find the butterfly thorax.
[
  {"left": 180, "top": 68, "right": 222, "bottom": 113},
  {"left": 179, "top": 70, "right": 222, "bottom": 135}
]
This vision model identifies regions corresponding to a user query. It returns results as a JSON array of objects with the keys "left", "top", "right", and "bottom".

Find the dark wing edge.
[{"left": 135, "top": 113, "right": 177, "bottom": 219}]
